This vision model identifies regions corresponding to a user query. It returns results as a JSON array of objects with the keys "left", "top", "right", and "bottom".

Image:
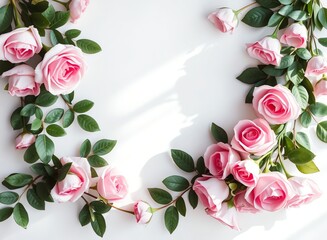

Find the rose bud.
[
  {"left": 314, "top": 79, "right": 327, "bottom": 98},
  {"left": 134, "top": 201, "right": 153, "bottom": 224},
  {"left": 305, "top": 55, "right": 327, "bottom": 82},
  {"left": 15, "top": 133, "right": 36, "bottom": 149},
  {"left": 69, "top": 0, "right": 90, "bottom": 22},
  {"left": 280, "top": 23, "right": 308, "bottom": 48},
  {"left": 208, "top": 8, "right": 238, "bottom": 33}
]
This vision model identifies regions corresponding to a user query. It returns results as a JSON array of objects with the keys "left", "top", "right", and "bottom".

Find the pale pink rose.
[
  {"left": 2, "top": 64, "right": 40, "bottom": 97},
  {"left": 15, "top": 133, "right": 35, "bottom": 149},
  {"left": 252, "top": 84, "right": 301, "bottom": 125},
  {"left": 193, "top": 176, "right": 229, "bottom": 212},
  {"left": 231, "top": 118, "right": 277, "bottom": 157},
  {"left": 231, "top": 160, "right": 260, "bottom": 187},
  {"left": 51, "top": 157, "right": 91, "bottom": 203},
  {"left": 69, "top": 0, "right": 90, "bottom": 22},
  {"left": 247, "top": 36, "right": 283, "bottom": 66},
  {"left": 134, "top": 201, "right": 153, "bottom": 224},
  {"left": 0, "top": 26, "right": 42, "bottom": 63},
  {"left": 204, "top": 143, "right": 240, "bottom": 179},
  {"left": 245, "top": 172, "right": 294, "bottom": 211},
  {"left": 206, "top": 202, "right": 240, "bottom": 231},
  {"left": 208, "top": 8, "right": 238, "bottom": 33},
  {"left": 97, "top": 168, "right": 128, "bottom": 201},
  {"left": 35, "top": 44, "right": 86, "bottom": 95},
  {"left": 234, "top": 191, "right": 259, "bottom": 213},
  {"left": 305, "top": 56, "right": 327, "bottom": 82},
  {"left": 314, "top": 80, "right": 327, "bottom": 97},
  {"left": 287, "top": 177, "right": 321, "bottom": 208},
  {"left": 280, "top": 23, "right": 308, "bottom": 48}
]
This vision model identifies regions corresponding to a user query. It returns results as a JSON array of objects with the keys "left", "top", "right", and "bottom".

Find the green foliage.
[
  {"left": 77, "top": 114, "right": 100, "bottom": 132},
  {"left": 92, "top": 139, "right": 116, "bottom": 155},
  {"left": 188, "top": 189, "right": 198, "bottom": 209},
  {"left": 0, "top": 192, "right": 19, "bottom": 205},
  {"left": 176, "top": 197, "right": 186, "bottom": 217},
  {"left": 80, "top": 139, "right": 92, "bottom": 157},
  {"left": 317, "top": 121, "right": 327, "bottom": 143},
  {"left": 3, "top": 174, "right": 33, "bottom": 189},
  {"left": 171, "top": 149, "right": 195, "bottom": 172},
  {"left": 211, "top": 123, "right": 228, "bottom": 143},
  {"left": 162, "top": 176, "right": 189, "bottom": 192},
  {"left": 87, "top": 155, "right": 108, "bottom": 168},
  {"left": 148, "top": 188, "right": 173, "bottom": 204},
  {"left": 165, "top": 206, "right": 179, "bottom": 234},
  {"left": 0, "top": 4, "right": 13, "bottom": 34},
  {"left": 76, "top": 39, "right": 102, "bottom": 54},
  {"left": 236, "top": 67, "right": 267, "bottom": 84},
  {"left": 242, "top": 7, "right": 273, "bottom": 27},
  {"left": 35, "top": 134, "right": 55, "bottom": 164},
  {"left": 0, "top": 207, "right": 13, "bottom": 222},
  {"left": 13, "top": 203, "right": 29, "bottom": 229},
  {"left": 91, "top": 212, "right": 106, "bottom": 237},
  {"left": 73, "top": 100, "right": 94, "bottom": 113}
]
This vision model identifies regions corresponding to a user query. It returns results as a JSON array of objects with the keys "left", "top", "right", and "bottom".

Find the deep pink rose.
[
  {"left": 2, "top": 64, "right": 40, "bottom": 97},
  {"left": 208, "top": 8, "right": 238, "bottom": 33},
  {"left": 244, "top": 172, "right": 294, "bottom": 211},
  {"left": 305, "top": 56, "right": 327, "bottom": 82},
  {"left": 206, "top": 202, "right": 240, "bottom": 231},
  {"left": 231, "top": 160, "right": 259, "bottom": 187},
  {"left": 231, "top": 118, "right": 277, "bottom": 156},
  {"left": 204, "top": 143, "right": 240, "bottom": 179},
  {"left": 51, "top": 157, "right": 91, "bottom": 202},
  {"left": 97, "top": 168, "right": 128, "bottom": 201},
  {"left": 314, "top": 80, "right": 327, "bottom": 97},
  {"left": 69, "top": 0, "right": 90, "bottom": 22},
  {"left": 287, "top": 177, "right": 321, "bottom": 208},
  {"left": 0, "top": 26, "right": 42, "bottom": 63},
  {"left": 252, "top": 84, "right": 301, "bottom": 125},
  {"left": 280, "top": 23, "right": 307, "bottom": 48},
  {"left": 35, "top": 44, "right": 86, "bottom": 95},
  {"left": 15, "top": 133, "right": 35, "bottom": 149},
  {"left": 247, "top": 36, "right": 283, "bottom": 66},
  {"left": 134, "top": 201, "right": 153, "bottom": 224},
  {"left": 234, "top": 191, "right": 259, "bottom": 213},
  {"left": 193, "top": 176, "right": 229, "bottom": 212}
]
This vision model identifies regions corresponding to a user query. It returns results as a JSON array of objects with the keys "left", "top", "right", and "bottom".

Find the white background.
[{"left": 1, "top": 0, "right": 327, "bottom": 239}]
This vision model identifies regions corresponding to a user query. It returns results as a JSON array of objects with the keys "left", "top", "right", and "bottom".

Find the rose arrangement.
[{"left": 0, "top": 0, "right": 326, "bottom": 237}]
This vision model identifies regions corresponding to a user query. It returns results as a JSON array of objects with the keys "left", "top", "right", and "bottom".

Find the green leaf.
[
  {"left": 20, "top": 104, "right": 36, "bottom": 117},
  {"left": 77, "top": 114, "right": 100, "bottom": 132},
  {"left": 0, "top": 207, "right": 13, "bottom": 222},
  {"left": 80, "top": 139, "right": 91, "bottom": 157},
  {"left": 0, "top": 192, "right": 19, "bottom": 205},
  {"left": 61, "top": 91, "right": 74, "bottom": 104},
  {"left": 35, "top": 91, "right": 58, "bottom": 107},
  {"left": 262, "top": 65, "right": 285, "bottom": 76},
  {"left": 196, "top": 157, "right": 206, "bottom": 175},
  {"left": 276, "top": 55, "right": 294, "bottom": 69},
  {"left": 30, "top": 163, "right": 48, "bottom": 176},
  {"left": 300, "top": 111, "right": 312, "bottom": 128},
  {"left": 296, "top": 132, "right": 311, "bottom": 150},
  {"left": 309, "top": 102, "right": 327, "bottom": 117},
  {"left": 90, "top": 201, "right": 111, "bottom": 214},
  {"left": 163, "top": 176, "right": 189, "bottom": 192},
  {"left": 65, "top": 29, "right": 81, "bottom": 39},
  {"left": 76, "top": 39, "right": 102, "bottom": 54},
  {"left": 87, "top": 155, "right": 108, "bottom": 168},
  {"left": 73, "top": 100, "right": 94, "bottom": 113},
  {"left": 288, "top": 148, "right": 315, "bottom": 165},
  {"left": 296, "top": 48, "right": 311, "bottom": 60},
  {"left": 317, "top": 121, "right": 327, "bottom": 143},
  {"left": 242, "top": 6, "right": 273, "bottom": 27},
  {"left": 24, "top": 143, "right": 39, "bottom": 164},
  {"left": 93, "top": 139, "right": 116, "bottom": 156},
  {"left": 0, "top": 60, "right": 14, "bottom": 75},
  {"left": 296, "top": 161, "right": 320, "bottom": 174},
  {"left": 31, "top": 118, "right": 42, "bottom": 131},
  {"left": 288, "top": 10, "right": 309, "bottom": 21},
  {"left": 57, "top": 162, "right": 73, "bottom": 181},
  {"left": 318, "top": 38, "right": 327, "bottom": 47},
  {"left": 188, "top": 189, "right": 198, "bottom": 209},
  {"left": 35, "top": 182, "right": 53, "bottom": 202},
  {"left": 211, "top": 122, "right": 228, "bottom": 143},
  {"left": 256, "top": 0, "right": 280, "bottom": 8},
  {"left": 171, "top": 149, "right": 195, "bottom": 172},
  {"left": 3, "top": 174, "right": 33, "bottom": 189},
  {"left": 148, "top": 188, "right": 172, "bottom": 205},
  {"left": 31, "top": 12, "right": 50, "bottom": 28},
  {"left": 13, "top": 203, "right": 29, "bottom": 229},
  {"left": 236, "top": 67, "right": 267, "bottom": 84},
  {"left": 50, "top": 11, "right": 70, "bottom": 29},
  {"left": 44, "top": 108, "right": 64, "bottom": 124},
  {"left": 278, "top": 5, "right": 293, "bottom": 16},
  {"left": 279, "top": 0, "right": 294, "bottom": 4},
  {"left": 175, "top": 197, "right": 186, "bottom": 217},
  {"left": 42, "top": 4, "right": 55, "bottom": 22},
  {"left": 79, "top": 204, "right": 91, "bottom": 226},
  {"left": 11, "top": 107, "right": 24, "bottom": 130},
  {"left": 292, "top": 85, "right": 308, "bottom": 109},
  {"left": 267, "top": 13, "right": 284, "bottom": 27},
  {"left": 287, "top": 61, "right": 304, "bottom": 85},
  {"left": 91, "top": 212, "right": 106, "bottom": 237},
  {"left": 46, "top": 124, "right": 67, "bottom": 137},
  {"left": 318, "top": 8, "right": 327, "bottom": 29},
  {"left": 0, "top": 4, "right": 13, "bottom": 34},
  {"left": 35, "top": 134, "right": 55, "bottom": 164},
  {"left": 27, "top": 189, "right": 45, "bottom": 210},
  {"left": 62, "top": 109, "right": 75, "bottom": 128},
  {"left": 164, "top": 206, "right": 179, "bottom": 234}
]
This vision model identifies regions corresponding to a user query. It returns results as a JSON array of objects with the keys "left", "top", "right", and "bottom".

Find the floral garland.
[{"left": 0, "top": 0, "right": 327, "bottom": 237}]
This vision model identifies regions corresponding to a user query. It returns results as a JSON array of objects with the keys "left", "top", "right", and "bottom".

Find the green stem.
[
  {"left": 271, "top": 18, "right": 285, "bottom": 38},
  {"left": 235, "top": 2, "right": 257, "bottom": 15},
  {"left": 19, "top": 175, "right": 42, "bottom": 200},
  {"left": 153, "top": 186, "right": 191, "bottom": 211},
  {"left": 277, "top": 138, "right": 293, "bottom": 179},
  {"left": 60, "top": 94, "right": 73, "bottom": 110},
  {"left": 10, "top": 0, "right": 23, "bottom": 28}
]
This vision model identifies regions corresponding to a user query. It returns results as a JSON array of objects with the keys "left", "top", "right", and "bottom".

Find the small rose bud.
[
  {"left": 208, "top": 8, "right": 238, "bottom": 33},
  {"left": 133, "top": 201, "right": 153, "bottom": 224},
  {"left": 15, "top": 133, "right": 36, "bottom": 149}
]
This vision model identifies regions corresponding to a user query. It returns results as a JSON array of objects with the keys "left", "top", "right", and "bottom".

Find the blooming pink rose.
[
  {"left": 193, "top": 176, "right": 229, "bottom": 212},
  {"left": 69, "top": 0, "right": 90, "bottom": 22},
  {"left": 231, "top": 160, "right": 260, "bottom": 187},
  {"left": 0, "top": 26, "right": 42, "bottom": 63},
  {"left": 51, "top": 157, "right": 91, "bottom": 202},
  {"left": 231, "top": 118, "right": 277, "bottom": 156},
  {"left": 280, "top": 23, "right": 307, "bottom": 48},
  {"left": 35, "top": 44, "right": 86, "bottom": 95},
  {"left": 305, "top": 56, "right": 327, "bottom": 82},
  {"left": 15, "top": 133, "right": 35, "bottom": 149},
  {"left": 2, "top": 64, "right": 40, "bottom": 97},
  {"left": 234, "top": 191, "right": 259, "bottom": 213},
  {"left": 314, "top": 80, "right": 327, "bottom": 97},
  {"left": 204, "top": 143, "right": 240, "bottom": 179},
  {"left": 287, "top": 177, "right": 321, "bottom": 208},
  {"left": 245, "top": 172, "right": 294, "bottom": 211},
  {"left": 134, "top": 201, "right": 153, "bottom": 224},
  {"left": 97, "top": 168, "right": 128, "bottom": 201},
  {"left": 206, "top": 202, "right": 240, "bottom": 231},
  {"left": 252, "top": 84, "right": 301, "bottom": 124},
  {"left": 247, "top": 36, "right": 283, "bottom": 66},
  {"left": 208, "top": 8, "right": 238, "bottom": 33}
]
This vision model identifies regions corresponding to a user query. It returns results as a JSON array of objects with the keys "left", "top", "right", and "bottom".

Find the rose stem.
[{"left": 153, "top": 186, "right": 192, "bottom": 211}]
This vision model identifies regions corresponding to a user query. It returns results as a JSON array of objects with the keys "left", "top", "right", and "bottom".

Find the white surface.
[{"left": 1, "top": 0, "right": 327, "bottom": 239}]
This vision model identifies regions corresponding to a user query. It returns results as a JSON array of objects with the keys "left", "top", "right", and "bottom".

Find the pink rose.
[
  {"left": 208, "top": 8, "right": 238, "bottom": 33},
  {"left": 193, "top": 176, "right": 229, "bottom": 212},
  {"left": 51, "top": 157, "right": 91, "bottom": 203},
  {"left": 287, "top": 177, "right": 321, "bottom": 208},
  {"left": 305, "top": 56, "right": 327, "bottom": 82},
  {"left": 231, "top": 160, "right": 260, "bottom": 187},
  {"left": 204, "top": 143, "right": 240, "bottom": 179},
  {"left": 206, "top": 202, "right": 240, "bottom": 231},
  {"left": 0, "top": 26, "right": 42, "bottom": 63},
  {"left": 280, "top": 23, "right": 307, "bottom": 48},
  {"left": 247, "top": 36, "right": 283, "bottom": 66},
  {"left": 314, "top": 80, "right": 327, "bottom": 98},
  {"left": 15, "top": 133, "right": 35, "bottom": 149},
  {"left": 134, "top": 201, "right": 153, "bottom": 224},
  {"left": 2, "top": 64, "right": 40, "bottom": 97},
  {"left": 231, "top": 118, "right": 277, "bottom": 156},
  {"left": 244, "top": 172, "right": 294, "bottom": 211},
  {"left": 35, "top": 44, "right": 86, "bottom": 95},
  {"left": 252, "top": 84, "right": 301, "bottom": 125},
  {"left": 234, "top": 191, "right": 259, "bottom": 213},
  {"left": 97, "top": 168, "right": 128, "bottom": 201},
  {"left": 69, "top": 0, "right": 90, "bottom": 23}
]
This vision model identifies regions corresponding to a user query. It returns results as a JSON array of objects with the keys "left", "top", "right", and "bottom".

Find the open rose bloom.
[{"left": 208, "top": 8, "right": 238, "bottom": 33}]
